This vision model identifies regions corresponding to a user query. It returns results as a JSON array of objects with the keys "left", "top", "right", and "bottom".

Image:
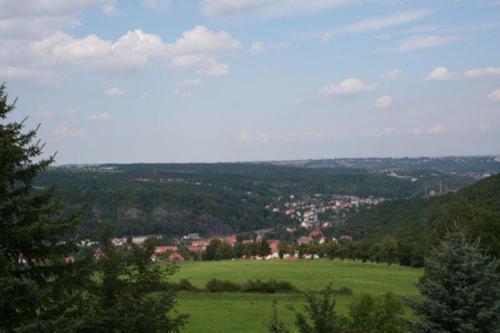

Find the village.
[{"left": 101, "top": 193, "right": 384, "bottom": 262}]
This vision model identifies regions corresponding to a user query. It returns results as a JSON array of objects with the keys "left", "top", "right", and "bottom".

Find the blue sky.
[{"left": 1, "top": 0, "right": 500, "bottom": 164}]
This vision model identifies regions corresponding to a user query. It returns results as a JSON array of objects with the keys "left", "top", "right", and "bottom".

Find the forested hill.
[
  {"left": 338, "top": 174, "right": 500, "bottom": 256},
  {"left": 35, "top": 163, "right": 473, "bottom": 237}
]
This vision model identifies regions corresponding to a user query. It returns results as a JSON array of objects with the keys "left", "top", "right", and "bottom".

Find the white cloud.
[
  {"left": 373, "top": 95, "right": 392, "bottom": 109},
  {"left": 54, "top": 124, "right": 86, "bottom": 137},
  {"left": 33, "top": 30, "right": 167, "bottom": 70},
  {"left": 90, "top": 112, "right": 111, "bottom": 120},
  {"left": 201, "top": 0, "right": 358, "bottom": 18},
  {"left": 250, "top": 41, "right": 289, "bottom": 54},
  {"left": 379, "top": 35, "right": 462, "bottom": 53},
  {"left": 425, "top": 66, "right": 452, "bottom": 81},
  {"left": 321, "top": 10, "right": 428, "bottom": 43},
  {"left": 236, "top": 129, "right": 270, "bottom": 143},
  {"left": 427, "top": 124, "right": 447, "bottom": 134},
  {"left": 104, "top": 86, "right": 124, "bottom": 96},
  {"left": 320, "top": 78, "right": 376, "bottom": 96},
  {"left": 144, "top": 0, "right": 171, "bottom": 10},
  {"left": 464, "top": 66, "right": 500, "bottom": 79},
  {"left": 4, "top": 24, "right": 240, "bottom": 79},
  {"left": 384, "top": 68, "right": 402, "bottom": 79},
  {"left": 169, "top": 54, "right": 229, "bottom": 76},
  {"left": 165, "top": 26, "right": 240, "bottom": 76},
  {"left": 0, "top": 66, "right": 61, "bottom": 85},
  {"left": 488, "top": 88, "right": 500, "bottom": 103},
  {"left": 166, "top": 25, "right": 241, "bottom": 55}
]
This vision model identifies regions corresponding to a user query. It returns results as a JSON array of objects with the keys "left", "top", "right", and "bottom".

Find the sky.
[{"left": 1, "top": 0, "right": 500, "bottom": 164}]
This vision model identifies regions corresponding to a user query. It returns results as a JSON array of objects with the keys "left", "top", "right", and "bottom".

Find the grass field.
[{"left": 168, "top": 260, "right": 423, "bottom": 333}]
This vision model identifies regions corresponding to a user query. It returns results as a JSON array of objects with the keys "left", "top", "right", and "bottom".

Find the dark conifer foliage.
[
  {"left": 409, "top": 231, "right": 500, "bottom": 333},
  {"left": 0, "top": 83, "right": 84, "bottom": 331}
]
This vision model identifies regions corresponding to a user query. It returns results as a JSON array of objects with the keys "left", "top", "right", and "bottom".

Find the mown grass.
[{"left": 166, "top": 260, "right": 423, "bottom": 333}]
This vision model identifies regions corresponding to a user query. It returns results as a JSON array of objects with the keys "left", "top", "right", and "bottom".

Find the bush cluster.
[
  {"left": 241, "top": 279, "right": 296, "bottom": 293},
  {"left": 206, "top": 279, "right": 241, "bottom": 292},
  {"left": 204, "top": 279, "right": 298, "bottom": 293},
  {"left": 333, "top": 286, "right": 353, "bottom": 296}
]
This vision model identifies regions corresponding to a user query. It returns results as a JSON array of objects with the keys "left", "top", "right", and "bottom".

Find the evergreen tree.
[
  {"left": 409, "top": 231, "right": 500, "bottom": 333},
  {"left": 0, "top": 83, "right": 85, "bottom": 332}
]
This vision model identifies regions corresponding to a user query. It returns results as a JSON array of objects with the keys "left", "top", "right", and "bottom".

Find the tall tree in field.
[
  {"left": 409, "top": 231, "right": 500, "bottom": 332},
  {"left": 378, "top": 236, "right": 399, "bottom": 265},
  {"left": 0, "top": 83, "right": 85, "bottom": 331}
]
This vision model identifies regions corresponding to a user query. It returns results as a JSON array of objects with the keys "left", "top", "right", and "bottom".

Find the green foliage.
[
  {"left": 337, "top": 174, "right": 500, "bottom": 262},
  {"left": 267, "top": 299, "right": 291, "bottom": 333},
  {"left": 72, "top": 238, "right": 188, "bottom": 332},
  {"left": 34, "top": 160, "right": 475, "bottom": 237},
  {"left": 291, "top": 285, "right": 348, "bottom": 333},
  {"left": 349, "top": 293, "right": 407, "bottom": 333},
  {"left": 409, "top": 231, "right": 500, "bottom": 333},
  {"left": 333, "top": 286, "right": 353, "bottom": 296},
  {"left": 259, "top": 238, "right": 272, "bottom": 257},
  {"left": 377, "top": 236, "right": 399, "bottom": 265},
  {"left": 241, "top": 279, "right": 296, "bottom": 293},
  {"left": 0, "top": 83, "right": 85, "bottom": 332},
  {"left": 205, "top": 278, "right": 241, "bottom": 292}
]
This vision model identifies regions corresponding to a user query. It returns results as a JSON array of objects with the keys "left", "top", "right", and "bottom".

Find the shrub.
[
  {"left": 241, "top": 280, "right": 296, "bottom": 293},
  {"left": 166, "top": 279, "right": 198, "bottom": 291},
  {"left": 205, "top": 279, "right": 241, "bottom": 292},
  {"left": 334, "top": 286, "right": 353, "bottom": 296}
]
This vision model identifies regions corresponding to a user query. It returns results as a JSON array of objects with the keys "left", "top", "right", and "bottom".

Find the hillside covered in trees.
[
  {"left": 336, "top": 174, "right": 500, "bottom": 257},
  {"left": 35, "top": 163, "right": 474, "bottom": 237}
]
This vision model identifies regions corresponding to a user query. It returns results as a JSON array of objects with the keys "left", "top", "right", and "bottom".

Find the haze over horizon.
[{"left": 2, "top": 0, "right": 500, "bottom": 164}]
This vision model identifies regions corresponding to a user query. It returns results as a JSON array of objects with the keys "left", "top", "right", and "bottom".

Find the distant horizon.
[{"left": 52, "top": 153, "right": 500, "bottom": 166}]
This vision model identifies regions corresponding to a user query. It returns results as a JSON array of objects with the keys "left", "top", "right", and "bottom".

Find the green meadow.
[{"left": 168, "top": 260, "right": 423, "bottom": 333}]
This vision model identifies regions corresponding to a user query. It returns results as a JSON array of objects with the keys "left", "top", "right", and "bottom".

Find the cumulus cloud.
[
  {"left": 54, "top": 124, "right": 86, "bottom": 137},
  {"left": 464, "top": 66, "right": 500, "bottom": 79},
  {"left": 320, "top": 78, "right": 376, "bottom": 96},
  {"left": 488, "top": 88, "right": 500, "bottom": 103},
  {"left": 321, "top": 10, "right": 428, "bottom": 42},
  {"left": 104, "top": 86, "right": 124, "bottom": 96},
  {"left": 27, "top": 25, "right": 240, "bottom": 77},
  {"left": 90, "top": 112, "right": 111, "bottom": 120},
  {"left": 373, "top": 95, "right": 392, "bottom": 109},
  {"left": 201, "top": 0, "right": 358, "bottom": 18},
  {"left": 236, "top": 129, "right": 270, "bottom": 143},
  {"left": 378, "top": 35, "right": 462, "bottom": 52},
  {"left": 166, "top": 25, "right": 241, "bottom": 55},
  {"left": 425, "top": 66, "right": 452, "bottom": 81},
  {"left": 33, "top": 30, "right": 167, "bottom": 70},
  {"left": 250, "top": 41, "right": 289, "bottom": 54}
]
